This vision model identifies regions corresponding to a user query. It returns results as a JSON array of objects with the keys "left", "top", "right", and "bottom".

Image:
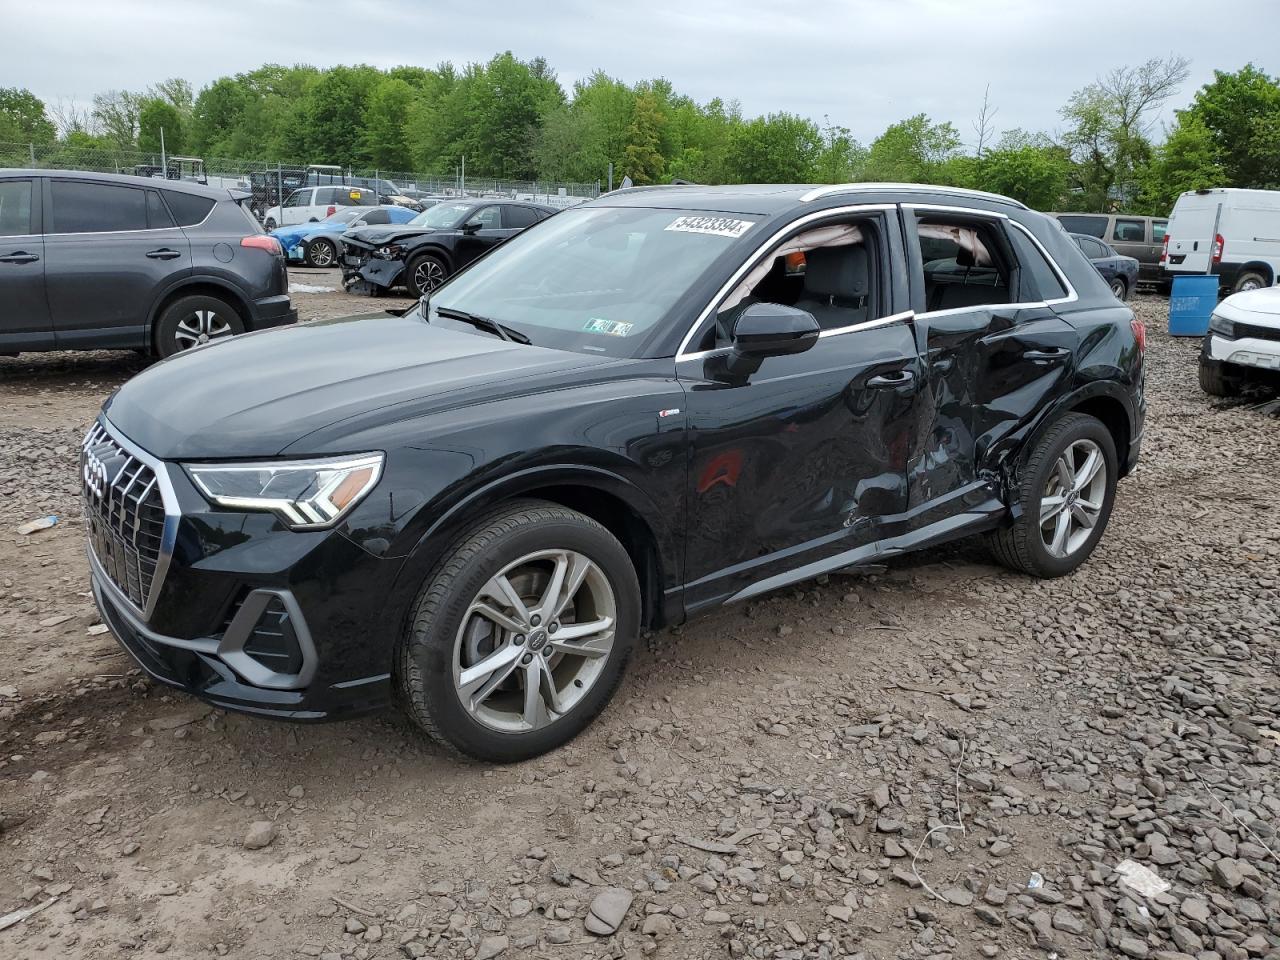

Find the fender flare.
[{"left": 402, "top": 242, "right": 455, "bottom": 273}]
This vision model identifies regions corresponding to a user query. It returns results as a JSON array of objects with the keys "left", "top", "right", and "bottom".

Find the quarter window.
[
  {"left": 50, "top": 181, "right": 148, "bottom": 233},
  {"left": 163, "top": 192, "right": 215, "bottom": 226},
  {"left": 0, "top": 180, "right": 33, "bottom": 236},
  {"left": 1112, "top": 219, "right": 1145, "bottom": 243},
  {"left": 1008, "top": 227, "right": 1068, "bottom": 300}
]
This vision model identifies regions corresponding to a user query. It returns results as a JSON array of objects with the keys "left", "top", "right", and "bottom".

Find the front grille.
[
  {"left": 1234, "top": 320, "right": 1280, "bottom": 343},
  {"left": 81, "top": 422, "right": 167, "bottom": 612}
]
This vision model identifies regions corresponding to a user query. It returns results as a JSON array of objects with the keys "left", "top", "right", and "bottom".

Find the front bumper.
[
  {"left": 84, "top": 420, "right": 404, "bottom": 722},
  {"left": 341, "top": 250, "right": 405, "bottom": 290},
  {"left": 1203, "top": 332, "right": 1280, "bottom": 372}
]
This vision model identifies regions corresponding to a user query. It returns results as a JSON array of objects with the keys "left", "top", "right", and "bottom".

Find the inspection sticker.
[
  {"left": 583, "top": 317, "right": 633, "bottom": 337},
  {"left": 665, "top": 215, "right": 756, "bottom": 238}
]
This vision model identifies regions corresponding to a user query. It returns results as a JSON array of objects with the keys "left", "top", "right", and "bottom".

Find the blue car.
[{"left": 272, "top": 206, "right": 417, "bottom": 267}]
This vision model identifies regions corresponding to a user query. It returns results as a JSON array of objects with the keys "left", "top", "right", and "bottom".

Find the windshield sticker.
[
  {"left": 583, "top": 317, "right": 633, "bottom": 337},
  {"left": 665, "top": 215, "right": 756, "bottom": 239}
]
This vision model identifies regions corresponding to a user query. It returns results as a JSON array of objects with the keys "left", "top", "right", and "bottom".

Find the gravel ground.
[{"left": 1, "top": 289, "right": 1278, "bottom": 960}]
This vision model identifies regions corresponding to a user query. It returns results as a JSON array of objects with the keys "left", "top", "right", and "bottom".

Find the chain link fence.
[{"left": 1, "top": 141, "right": 600, "bottom": 220}]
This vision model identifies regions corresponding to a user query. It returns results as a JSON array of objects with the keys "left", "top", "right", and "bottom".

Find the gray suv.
[{"left": 0, "top": 170, "right": 297, "bottom": 358}]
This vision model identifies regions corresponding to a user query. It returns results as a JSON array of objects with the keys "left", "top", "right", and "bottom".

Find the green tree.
[
  {"left": 971, "top": 132, "right": 1070, "bottom": 209},
  {"left": 723, "top": 112, "right": 819, "bottom": 182},
  {"left": 1136, "top": 115, "right": 1226, "bottom": 213},
  {"left": 1180, "top": 64, "right": 1280, "bottom": 188},
  {"left": 864, "top": 114, "right": 961, "bottom": 182},
  {"left": 92, "top": 89, "right": 145, "bottom": 148},
  {"left": 138, "top": 99, "right": 185, "bottom": 155},
  {"left": 814, "top": 116, "right": 866, "bottom": 183},
  {"left": 622, "top": 90, "right": 665, "bottom": 184},
  {"left": 361, "top": 77, "right": 414, "bottom": 170},
  {"left": 295, "top": 65, "right": 379, "bottom": 166},
  {"left": 0, "top": 87, "right": 57, "bottom": 145}
]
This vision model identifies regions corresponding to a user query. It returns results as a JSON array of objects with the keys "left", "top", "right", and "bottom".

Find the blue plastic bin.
[{"left": 1168, "top": 275, "right": 1219, "bottom": 336}]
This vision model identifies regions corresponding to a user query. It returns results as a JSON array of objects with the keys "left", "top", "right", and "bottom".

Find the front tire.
[
  {"left": 988, "top": 413, "right": 1117, "bottom": 578},
  {"left": 1199, "top": 357, "right": 1243, "bottom": 397},
  {"left": 397, "top": 501, "right": 639, "bottom": 762},
  {"left": 405, "top": 253, "right": 448, "bottom": 298},
  {"left": 305, "top": 238, "right": 337, "bottom": 268},
  {"left": 1233, "top": 270, "right": 1268, "bottom": 294},
  {"left": 153, "top": 295, "right": 245, "bottom": 359}
]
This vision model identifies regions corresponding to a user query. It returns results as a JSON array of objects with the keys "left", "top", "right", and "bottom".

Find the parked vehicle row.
[
  {"left": 0, "top": 170, "right": 295, "bottom": 357},
  {"left": 269, "top": 205, "right": 417, "bottom": 267},
  {"left": 1051, "top": 212, "right": 1167, "bottom": 288},
  {"left": 83, "top": 182, "right": 1145, "bottom": 761}
]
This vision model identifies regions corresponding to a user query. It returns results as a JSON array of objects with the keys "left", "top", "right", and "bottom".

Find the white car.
[
  {"left": 263, "top": 185, "right": 378, "bottom": 229},
  {"left": 1200, "top": 286, "right": 1280, "bottom": 395}
]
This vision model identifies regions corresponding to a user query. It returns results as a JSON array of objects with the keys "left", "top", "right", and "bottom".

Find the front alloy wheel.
[{"left": 397, "top": 500, "right": 639, "bottom": 762}]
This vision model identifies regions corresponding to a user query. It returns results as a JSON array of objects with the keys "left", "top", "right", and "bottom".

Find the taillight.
[
  {"left": 1159, "top": 234, "right": 1169, "bottom": 264},
  {"left": 241, "top": 235, "right": 282, "bottom": 256},
  {"left": 1212, "top": 233, "right": 1224, "bottom": 264},
  {"left": 326, "top": 205, "right": 336, "bottom": 217},
  {"left": 1130, "top": 316, "right": 1146, "bottom": 356}
]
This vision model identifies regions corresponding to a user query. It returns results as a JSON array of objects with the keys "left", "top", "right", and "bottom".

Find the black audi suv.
[
  {"left": 0, "top": 170, "right": 296, "bottom": 357},
  {"left": 84, "top": 183, "right": 1144, "bottom": 761}
]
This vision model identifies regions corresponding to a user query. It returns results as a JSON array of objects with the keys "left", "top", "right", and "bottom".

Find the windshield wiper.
[{"left": 434, "top": 306, "right": 531, "bottom": 344}]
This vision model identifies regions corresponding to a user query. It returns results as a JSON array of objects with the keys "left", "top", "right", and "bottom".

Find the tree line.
[{"left": 2, "top": 53, "right": 1278, "bottom": 214}]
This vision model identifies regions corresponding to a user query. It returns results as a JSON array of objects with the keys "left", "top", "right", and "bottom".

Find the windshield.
[
  {"left": 427, "top": 206, "right": 756, "bottom": 358},
  {"left": 410, "top": 202, "right": 472, "bottom": 228}
]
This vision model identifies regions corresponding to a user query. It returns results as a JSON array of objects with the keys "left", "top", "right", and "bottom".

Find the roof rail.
[{"left": 800, "top": 182, "right": 1027, "bottom": 209}]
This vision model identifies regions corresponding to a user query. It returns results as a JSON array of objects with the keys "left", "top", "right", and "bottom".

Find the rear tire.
[
  {"left": 397, "top": 500, "right": 639, "bottom": 762},
  {"left": 988, "top": 413, "right": 1117, "bottom": 579},
  {"left": 1109, "top": 277, "right": 1128, "bottom": 300},
  {"left": 263, "top": 218, "right": 277, "bottom": 231},
  {"left": 1199, "top": 358, "right": 1243, "bottom": 397},
  {"left": 153, "top": 295, "right": 245, "bottom": 359},
  {"left": 1233, "top": 270, "right": 1268, "bottom": 294},
  {"left": 305, "top": 238, "right": 337, "bottom": 268},
  {"left": 405, "top": 253, "right": 448, "bottom": 298}
]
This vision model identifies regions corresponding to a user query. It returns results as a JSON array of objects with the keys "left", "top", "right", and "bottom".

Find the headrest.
[{"left": 803, "top": 245, "right": 869, "bottom": 300}]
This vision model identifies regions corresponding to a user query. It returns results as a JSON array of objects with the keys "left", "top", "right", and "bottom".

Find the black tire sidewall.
[
  {"left": 406, "top": 254, "right": 446, "bottom": 298},
  {"left": 154, "top": 295, "right": 244, "bottom": 359},
  {"left": 1234, "top": 271, "right": 1267, "bottom": 294},
  {"left": 1019, "top": 417, "right": 1118, "bottom": 577},
  {"left": 407, "top": 512, "right": 639, "bottom": 762},
  {"left": 1110, "top": 278, "right": 1127, "bottom": 300},
  {"left": 306, "top": 238, "right": 336, "bottom": 268}
]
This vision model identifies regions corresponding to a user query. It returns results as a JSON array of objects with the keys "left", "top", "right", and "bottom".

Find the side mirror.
[
  {"left": 462, "top": 221, "right": 482, "bottom": 235},
  {"left": 711, "top": 303, "right": 820, "bottom": 381}
]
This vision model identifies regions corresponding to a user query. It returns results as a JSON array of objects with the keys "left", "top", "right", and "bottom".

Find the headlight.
[
  {"left": 1208, "top": 313, "right": 1235, "bottom": 338},
  {"left": 186, "top": 454, "right": 384, "bottom": 529},
  {"left": 375, "top": 244, "right": 404, "bottom": 259}
]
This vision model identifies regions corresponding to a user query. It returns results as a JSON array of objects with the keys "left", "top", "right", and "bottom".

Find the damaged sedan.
[{"left": 340, "top": 198, "right": 555, "bottom": 296}]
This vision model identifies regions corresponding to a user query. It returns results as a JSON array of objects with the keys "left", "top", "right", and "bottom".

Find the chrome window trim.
[
  {"left": 675, "top": 202, "right": 895, "bottom": 360},
  {"left": 905, "top": 203, "right": 1078, "bottom": 319},
  {"left": 800, "top": 182, "right": 1026, "bottom": 209},
  {"left": 677, "top": 310, "right": 917, "bottom": 363},
  {"left": 85, "top": 416, "right": 181, "bottom": 622}
]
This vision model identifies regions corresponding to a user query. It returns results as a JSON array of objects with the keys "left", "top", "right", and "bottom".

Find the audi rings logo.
[{"left": 84, "top": 449, "right": 109, "bottom": 499}]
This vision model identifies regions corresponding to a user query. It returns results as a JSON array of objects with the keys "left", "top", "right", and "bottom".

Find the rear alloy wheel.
[
  {"left": 1233, "top": 270, "right": 1268, "bottom": 294},
  {"left": 305, "top": 238, "right": 337, "bottom": 268},
  {"left": 154, "top": 295, "right": 245, "bottom": 359},
  {"left": 406, "top": 253, "right": 448, "bottom": 298},
  {"left": 988, "top": 413, "right": 1117, "bottom": 578},
  {"left": 397, "top": 501, "right": 639, "bottom": 762},
  {"left": 1109, "top": 277, "right": 1128, "bottom": 300}
]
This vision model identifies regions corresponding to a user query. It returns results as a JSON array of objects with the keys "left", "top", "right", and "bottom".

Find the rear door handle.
[
  {"left": 867, "top": 370, "right": 915, "bottom": 389},
  {"left": 1023, "top": 347, "right": 1070, "bottom": 362},
  {"left": 0, "top": 251, "right": 39, "bottom": 264},
  {"left": 146, "top": 248, "right": 181, "bottom": 260}
]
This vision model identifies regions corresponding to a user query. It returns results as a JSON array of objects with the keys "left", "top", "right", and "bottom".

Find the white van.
[{"left": 1162, "top": 188, "right": 1280, "bottom": 294}]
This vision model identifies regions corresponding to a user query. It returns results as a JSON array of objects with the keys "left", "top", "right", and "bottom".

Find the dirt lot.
[{"left": 2, "top": 286, "right": 1278, "bottom": 960}]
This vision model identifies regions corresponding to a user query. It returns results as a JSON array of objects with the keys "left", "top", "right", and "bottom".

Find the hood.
[
  {"left": 1221, "top": 286, "right": 1280, "bottom": 317},
  {"left": 270, "top": 224, "right": 314, "bottom": 242},
  {"left": 343, "top": 226, "right": 440, "bottom": 247},
  {"left": 103, "top": 313, "right": 614, "bottom": 459}
]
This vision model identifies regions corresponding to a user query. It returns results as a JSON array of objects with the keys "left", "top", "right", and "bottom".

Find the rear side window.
[
  {"left": 1152, "top": 221, "right": 1167, "bottom": 242},
  {"left": 1009, "top": 227, "right": 1069, "bottom": 300},
  {"left": 50, "top": 181, "right": 147, "bottom": 233},
  {"left": 1112, "top": 219, "right": 1145, "bottom": 243},
  {"left": 916, "top": 217, "right": 1013, "bottom": 311},
  {"left": 0, "top": 179, "right": 34, "bottom": 236},
  {"left": 1057, "top": 215, "right": 1107, "bottom": 238},
  {"left": 147, "top": 191, "right": 175, "bottom": 229},
  {"left": 503, "top": 205, "right": 541, "bottom": 229},
  {"left": 163, "top": 192, "right": 215, "bottom": 227}
]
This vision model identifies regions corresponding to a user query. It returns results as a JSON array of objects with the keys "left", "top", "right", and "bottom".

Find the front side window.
[
  {"left": 466, "top": 206, "right": 502, "bottom": 230},
  {"left": 1112, "top": 219, "right": 1145, "bottom": 243},
  {"left": 50, "top": 181, "right": 148, "bottom": 233},
  {"left": 916, "top": 217, "right": 1012, "bottom": 311},
  {"left": 428, "top": 205, "right": 750, "bottom": 357},
  {"left": 284, "top": 190, "right": 309, "bottom": 208},
  {"left": 1057, "top": 215, "right": 1107, "bottom": 238},
  {"left": 0, "top": 179, "right": 33, "bottom": 236}
]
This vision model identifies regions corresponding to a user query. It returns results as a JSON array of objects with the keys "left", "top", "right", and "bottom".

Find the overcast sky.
[{"left": 5, "top": 0, "right": 1277, "bottom": 148}]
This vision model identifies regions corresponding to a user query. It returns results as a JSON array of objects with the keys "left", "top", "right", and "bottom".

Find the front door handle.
[
  {"left": 146, "top": 248, "right": 181, "bottom": 260},
  {"left": 867, "top": 370, "right": 915, "bottom": 389},
  {"left": 0, "top": 251, "right": 39, "bottom": 264},
  {"left": 1023, "top": 347, "right": 1070, "bottom": 362}
]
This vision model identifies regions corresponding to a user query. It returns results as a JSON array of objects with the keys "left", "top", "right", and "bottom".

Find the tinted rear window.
[
  {"left": 51, "top": 180, "right": 148, "bottom": 233},
  {"left": 0, "top": 179, "right": 33, "bottom": 236},
  {"left": 1057, "top": 215, "right": 1107, "bottom": 238},
  {"left": 163, "top": 191, "right": 216, "bottom": 226},
  {"left": 504, "top": 205, "right": 541, "bottom": 228}
]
